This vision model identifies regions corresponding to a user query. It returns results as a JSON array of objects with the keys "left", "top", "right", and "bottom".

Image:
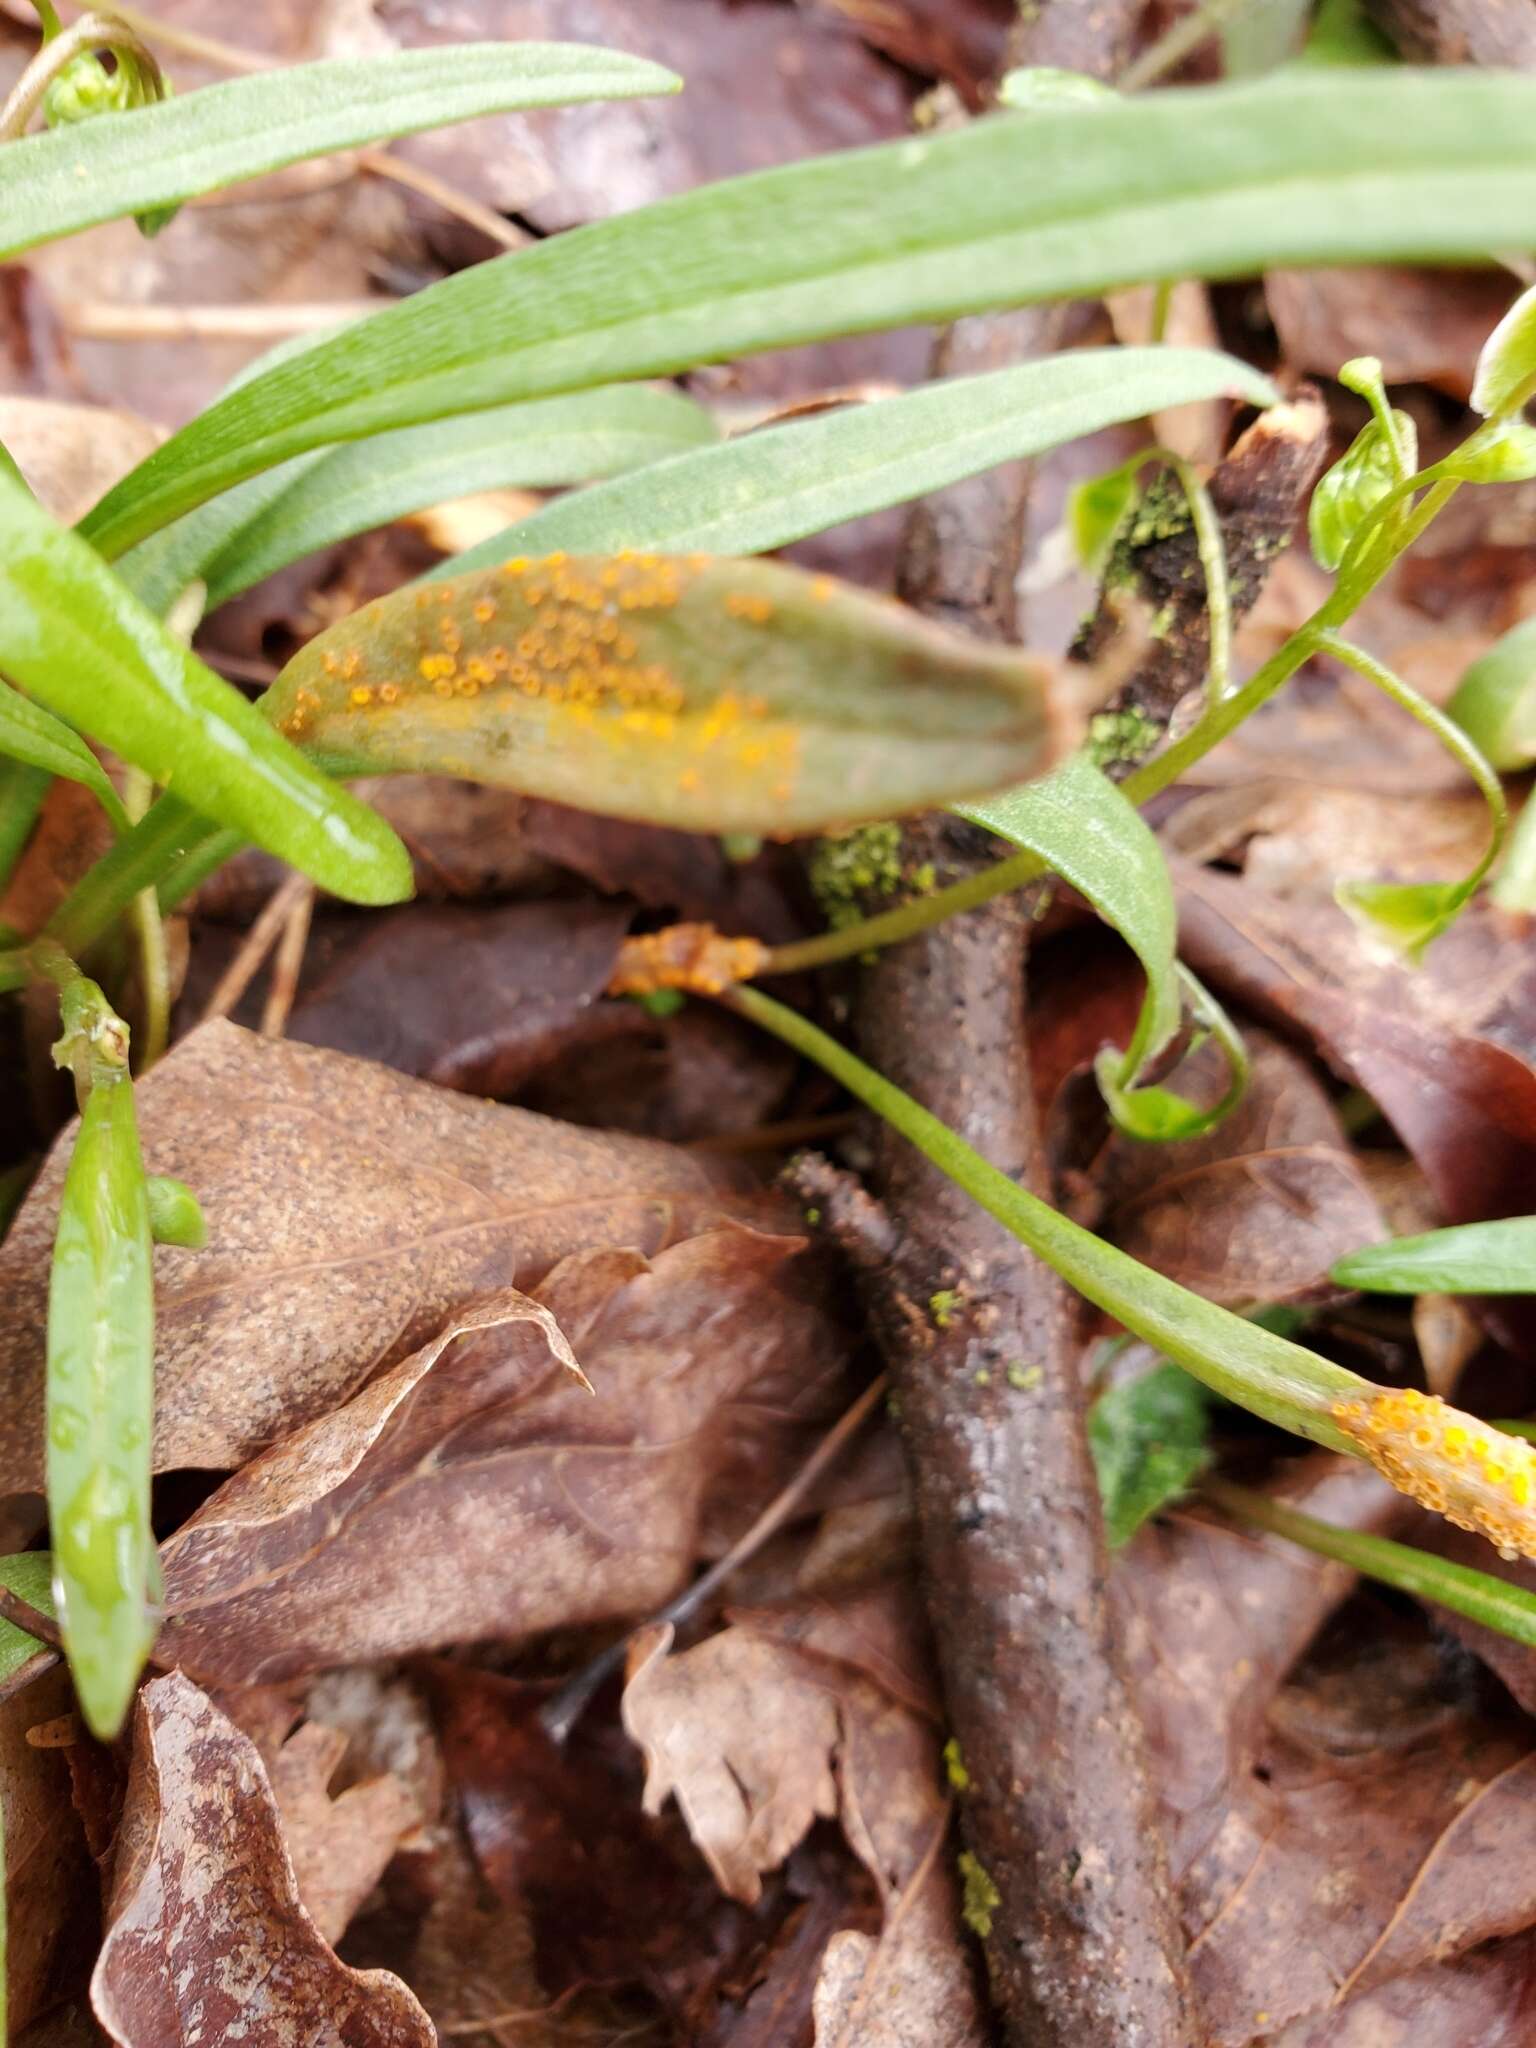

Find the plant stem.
[
  {"left": 726, "top": 984, "right": 1364, "bottom": 1442},
  {"left": 1119, "top": 0, "right": 1242, "bottom": 90},
  {"left": 1205, "top": 1478, "right": 1536, "bottom": 1646}
]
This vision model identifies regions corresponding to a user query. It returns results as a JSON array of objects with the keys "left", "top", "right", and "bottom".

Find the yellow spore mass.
[{"left": 1331, "top": 1385, "right": 1536, "bottom": 1559}]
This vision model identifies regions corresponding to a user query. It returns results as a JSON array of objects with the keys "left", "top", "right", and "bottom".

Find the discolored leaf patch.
[
  {"left": 264, "top": 553, "right": 1070, "bottom": 835},
  {"left": 91, "top": 1670, "right": 434, "bottom": 2047}
]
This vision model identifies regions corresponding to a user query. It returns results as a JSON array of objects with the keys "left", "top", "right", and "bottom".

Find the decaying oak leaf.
[
  {"left": 0, "top": 1019, "right": 751, "bottom": 1487},
  {"left": 91, "top": 1670, "right": 433, "bottom": 2047},
  {"left": 159, "top": 1235, "right": 852, "bottom": 1684},
  {"left": 623, "top": 1610, "right": 985, "bottom": 2046},
  {"left": 264, "top": 552, "right": 1071, "bottom": 835},
  {"left": 1094, "top": 1030, "right": 1386, "bottom": 1310},
  {"left": 2, "top": 1669, "right": 93, "bottom": 2034}
]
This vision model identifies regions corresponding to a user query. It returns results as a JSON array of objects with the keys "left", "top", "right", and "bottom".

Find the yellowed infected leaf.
[{"left": 265, "top": 552, "right": 1069, "bottom": 835}]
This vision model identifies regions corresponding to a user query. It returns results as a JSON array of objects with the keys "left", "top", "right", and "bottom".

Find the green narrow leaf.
[
  {"left": 0, "top": 44, "right": 680, "bottom": 261},
  {"left": 1207, "top": 1479, "right": 1536, "bottom": 1649},
  {"left": 1472, "top": 281, "right": 1536, "bottom": 420},
  {"left": 79, "top": 67, "right": 1536, "bottom": 559},
  {"left": 1495, "top": 800, "right": 1536, "bottom": 912},
  {"left": 0, "top": 471, "right": 411, "bottom": 905},
  {"left": 47, "top": 1047, "right": 156, "bottom": 1740},
  {"left": 432, "top": 349, "right": 1274, "bottom": 582},
  {"left": 263, "top": 553, "right": 1066, "bottom": 835},
  {"left": 1332, "top": 1216, "right": 1536, "bottom": 1295},
  {"left": 169, "top": 386, "right": 718, "bottom": 613},
  {"left": 957, "top": 756, "right": 1245, "bottom": 1138},
  {"left": 0, "top": 757, "right": 51, "bottom": 893},
  {"left": 0, "top": 677, "right": 128, "bottom": 829},
  {"left": 1448, "top": 616, "right": 1536, "bottom": 771},
  {"left": 0, "top": 1552, "right": 56, "bottom": 1682},
  {"left": 1089, "top": 1362, "right": 1212, "bottom": 1548}
]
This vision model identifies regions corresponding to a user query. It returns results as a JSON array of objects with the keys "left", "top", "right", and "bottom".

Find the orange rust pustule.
[
  {"left": 608, "top": 923, "right": 771, "bottom": 999},
  {"left": 1331, "top": 1385, "right": 1536, "bottom": 1560}
]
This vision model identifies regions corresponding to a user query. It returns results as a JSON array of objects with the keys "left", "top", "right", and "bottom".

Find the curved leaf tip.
[{"left": 265, "top": 552, "right": 1073, "bottom": 835}]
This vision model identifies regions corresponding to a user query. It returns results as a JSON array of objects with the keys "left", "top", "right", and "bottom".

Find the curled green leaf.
[
  {"left": 265, "top": 553, "right": 1069, "bottom": 835},
  {"left": 1448, "top": 617, "right": 1536, "bottom": 771},
  {"left": 1320, "top": 633, "right": 1506, "bottom": 960},
  {"left": 1308, "top": 409, "right": 1418, "bottom": 571},
  {"left": 1332, "top": 1215, "right": 1536, "bottom": 1295},
  {"left": 997, "top": 67, "right": 1117, "bottom": 111},
  {"left": 958, "top": 758, "right": 1246, "bottom": 1139},
  {"left": 0, "top": 469, "right": 411, "bottom": 905},
  {"left": 1472, "top": 282, "right": 1536, "bottom": 421},
  {"left": 146, "top": 1175, "right": 206, "bottom": 1251}
]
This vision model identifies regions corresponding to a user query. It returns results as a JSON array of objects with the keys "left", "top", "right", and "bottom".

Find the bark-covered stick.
[{"left": 1074, "top": 390, "right": 1328, "bottom": 770}]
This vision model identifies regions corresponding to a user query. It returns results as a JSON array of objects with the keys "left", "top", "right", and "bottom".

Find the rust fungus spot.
[
  {"left": 608, "top": 922, "right": 771, "bottom": 998},
  {"left": 1332, "top": 1386, "right": 1536, "bottom": 1559},
  {"left": 349, "top": 685, "right": 373, "bottom": 707}
]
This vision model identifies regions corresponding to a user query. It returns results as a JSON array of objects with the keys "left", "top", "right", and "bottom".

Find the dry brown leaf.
[
  {"left": 1093, "top": 1030, "right": 1385, "bottom": 1309},
  {"left": 1266, "top": 267, "right": 1517, "bottom": 399},
  {"left": 1267, "top": 1926, "right": 1536, "bottom": 2046},
  {"left": 0, "top": 397, "right": 164, "bottom": 524},
  {"left": 0, "top": 1019, "right": 751, "bottom": 1488},
  {"left": 622, "top": 1610, "right": 985, "bottom": 2045},
  {"left": 91, "top": 1670, "right": 434, "bottom": 2047},
  {"left": 624, "top": 1623, "right": 842, "bottom": 1906},
  {"left": 267, "top": 1718, "right": 421, "bottom": 1945},
  {"left": 158, "top": 1233, "right": 851, "bottom": 1683},
  {"left": 281, "top": 897, "right": 631, "bottom": 1093},
  {"left": 2, "top": 1669, "right": 93, "bottom": 2034}
]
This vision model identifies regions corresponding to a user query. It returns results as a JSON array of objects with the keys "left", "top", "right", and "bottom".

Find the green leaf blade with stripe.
[{"left": 78, "top": 67, "right": 1536, "bottom": 559}]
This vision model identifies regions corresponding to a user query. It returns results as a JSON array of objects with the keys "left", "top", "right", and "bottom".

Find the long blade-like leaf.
[
  {"left": 0, "top": 473, "right": 410, "bottom": 903},
  {"left": 1332, "top": 1216, "right": 1536, "bottom": 1295},
  {"left": 0, "top": 44, "right": 679, "bottom": 262},
  {"left": 184, "top": 387, "right": 716, "bottom": 612},
  {"left": 0, "top": 678, "right": 128, "bottom": 830},
  {"left": 433, "top": 349, "right": 1275, "bottom": 577},
  {"left": 80, "top": 67, "right": 1536, "bottom": 558}
]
